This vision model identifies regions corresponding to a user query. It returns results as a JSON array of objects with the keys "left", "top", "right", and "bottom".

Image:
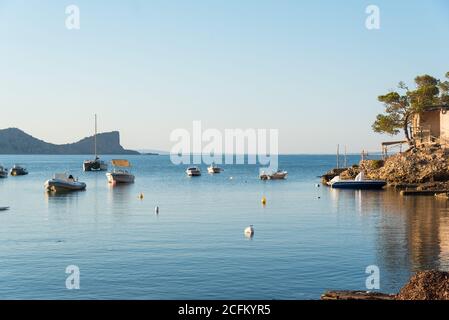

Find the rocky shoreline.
[
  {"left": 320, "top": 145, "right": 449, "bottom": 300},
  {"left": 323, "top": 143, "right": 449, "bottom": 193},
  {"left": 322, "top": 271, "right": 449, "bottom": 300}
]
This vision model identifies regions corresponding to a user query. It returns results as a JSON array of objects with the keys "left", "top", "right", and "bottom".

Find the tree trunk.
[{"left": 404, "top": 113, "right": 414, "bottom": 146}]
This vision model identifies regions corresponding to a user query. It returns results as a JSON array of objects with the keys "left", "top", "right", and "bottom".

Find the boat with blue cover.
[{"left": 328, "top": 172, "right": 386, "bottom": 190}]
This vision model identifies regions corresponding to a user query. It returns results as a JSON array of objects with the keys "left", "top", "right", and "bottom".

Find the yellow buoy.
[
  {"left": 139, "top": 193, "right": 144, "bottom": 200},
  {"left": 261, "top": 196, "right": 267, "bottom": 205}
]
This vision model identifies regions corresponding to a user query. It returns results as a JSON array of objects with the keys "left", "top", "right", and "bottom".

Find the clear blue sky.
[{"left": 1, "top": 0, "right": 448, "bottom": 153}]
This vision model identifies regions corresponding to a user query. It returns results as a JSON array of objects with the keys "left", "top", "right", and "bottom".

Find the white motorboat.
[
  {"left": 259, "top": 170, "right": 288, "bottom": 180},
  {"left": 328, "top": 172, "right": 386, "bottom": 190},
  {"left": 45, "top": 173, "right": 87, "bottom": 192},
  {"left": 0, "top": 165, "right": 8, "bottom": 178},
  {"left": 10, "top": 164, "right": 28, "bottom": 176},
  {"left": 186, "top": 167, "right": 201, "bottom": 176},
  {"left": 207, "top": 163, "right": 223, "bottom": 174},
  {"left": 106, "top": 159, "right": 135, "bottom": 184},
  {"left": 83, "top": 114, "right": 108, "bottom": 172}
]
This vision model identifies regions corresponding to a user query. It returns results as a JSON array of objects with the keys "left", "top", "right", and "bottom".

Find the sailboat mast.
[{"left": 94, "top": 114, "right": 97, "bottom": 158}]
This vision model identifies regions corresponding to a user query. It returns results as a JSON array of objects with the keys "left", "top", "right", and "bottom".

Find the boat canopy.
[{"left": 111, "top": 159, "right": 131, "bottom": 167}]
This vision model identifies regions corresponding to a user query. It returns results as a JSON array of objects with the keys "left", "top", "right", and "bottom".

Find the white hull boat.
[
  {"left": 328, "top": 172, "right": 386, "bottom": 190},
  {"left": 106, "top": 171, "right": 135, "bottom": 184},
  {"left": 45, "top": 173, "right": 86, "bottom": 192},
  {"left": 0, "top": 166, "right": 8, "bottom": 178},
  {"left": 107, "top": 159, "right": 135, "bottom": 184},
  {"left": 186, "top": 167, "right": 201, "bottom": 176},
  {"left": 207, "top": 164, "right": 223, "bottom": 174}
]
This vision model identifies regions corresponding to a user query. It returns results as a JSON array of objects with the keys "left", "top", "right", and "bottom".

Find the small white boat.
[
  {"left": 207, "top": 164, "right": 223, "bottom": 174},
  {"left": 10, "top": 164, "right": 28, "bottom": 176},
  {"left": 186, "top": 167, "right": 201, "bottom": 176},
  {"left": 0, "top": 165, "right": 8, "bottom": 178},
  {"left": 259, "top": 170, "right": 288, "bottom": 180},
  {"left": 328, "top": 172, "right": 386, "bottom": 190},
  {"left": 106, "top": 159, "right": 135, "bottom": 184},
  {"left": 45, "top": 173, "right": 87, "bottom": 192}
]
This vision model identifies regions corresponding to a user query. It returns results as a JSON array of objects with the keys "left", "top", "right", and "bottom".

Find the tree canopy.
[{"left": 372, "top": 72, "right": 449, "bottom": 145}]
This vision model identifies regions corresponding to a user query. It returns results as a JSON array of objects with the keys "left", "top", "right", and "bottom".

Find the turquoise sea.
[{"left": 0, "top": 155, "right": 448, "bottom": 299}]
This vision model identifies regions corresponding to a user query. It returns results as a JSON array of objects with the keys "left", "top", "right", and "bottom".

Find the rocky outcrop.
[
  {"left": 322, "top": 270, "right": 449, "bottom": 300},
  {"left": 338, "top": 143, "right": 449, "bottom": 186},
  {"left": 0, "top": 128, "right": 139, "bottom": 155},
  {"left": 396, "top": 271, "right": 449, "bottom": 300}
]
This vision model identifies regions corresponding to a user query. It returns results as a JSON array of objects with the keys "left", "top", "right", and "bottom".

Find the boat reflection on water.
[
  {"left": 328, "top": 187, "right": 449, "bottom": 288},
  {"left": 107, "top": 181, "right": 136, "bottom": 216},
  {"left": 44, "top": 187, "right": 84, "bottom": 216}
]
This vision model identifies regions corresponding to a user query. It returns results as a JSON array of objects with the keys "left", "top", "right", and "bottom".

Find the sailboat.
[{"left": 83, "top": 114, "right": 108, "bottom": 172}]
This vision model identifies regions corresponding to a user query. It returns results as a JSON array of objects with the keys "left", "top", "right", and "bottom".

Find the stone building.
[{"left": 412, "top": 105, "right": 449, "bottom": 146}]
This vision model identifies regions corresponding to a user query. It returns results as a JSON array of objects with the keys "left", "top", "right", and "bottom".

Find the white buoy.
[
  {"left": 244, "top": 225, "right": 254, "bottom": 237},
  {"left": 155, "top": 206, "right": 159, "bottom": 214}
]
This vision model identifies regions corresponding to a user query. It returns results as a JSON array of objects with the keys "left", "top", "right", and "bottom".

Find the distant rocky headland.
[{"left": 0, "top": 128, "right": 139, "bottom": 155}]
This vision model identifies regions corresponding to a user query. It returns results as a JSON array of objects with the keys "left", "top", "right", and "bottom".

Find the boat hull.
[
  {"left": 187, "top": 171, "right": 201, "bottom": 176},
  {"left": 106, "top": 172, "right": 135, "bottom": 184},
  {"left": 207, "top": 168, "right": 222, "bottom": 174},
  {"left": 330, "top": 181, "right": 386, "bottom": 190},
  {"left": 186, "top": 168, "right": 201, "bottom": 176},
  {"left": 83, "top": 160, "right": 108, "bottom": 172},
  {"left": 0, "top": 172, "right": 7, "bottom": 179},
  {"left": 45, "top": 179, "right": 87, "bottom": 192},
  {"left": 260, "top": 172, "right": 288, "bottom": 180},
  {"left": 269, "top": 173, "right": 288, "bottom": 180},
  {"left": 10, "top": 168, "right": 28, "bottom": 176}
]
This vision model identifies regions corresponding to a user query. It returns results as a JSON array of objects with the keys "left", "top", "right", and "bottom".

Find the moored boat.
[
  {"left": 83, "top": 114, "right": 108, "bottom": 172},
  {"left": 328, "top": 172, "right": 386, "bottom": 190},
  {"left": 259, "top": 170, "right": 288, "bottom": 180},
  {"left": 10, "top": 164, "right": 28, "bottom": 176},
  {"left": 83, "top": 157, "right": 108, "bottom": 172},
  {"left": 45, "top": 173, "right": 87, "bottom": 192},
  {"left": 186, "top": 167, "right": 201, "bottom": 176},
  {"left": 0, "top": 165, "right": 8, "bottom": 178},
  {"left": 106, "top": 159, "right": 135, "bottom": 184},
  {"left": 207, "top": 164, "right": 222, "bottom": 174}
]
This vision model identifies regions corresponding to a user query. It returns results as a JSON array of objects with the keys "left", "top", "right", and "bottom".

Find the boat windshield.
[
  {"left": 113, "top": 168, "right": 130, "bottom": 174},
  {"left": 355, "top": 172, "right": 365, "bottom": 181}
]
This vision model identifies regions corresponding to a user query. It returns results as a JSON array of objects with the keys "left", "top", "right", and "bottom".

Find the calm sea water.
[{"left": 0, "top": 155, "right": 448, "bottom": 300}]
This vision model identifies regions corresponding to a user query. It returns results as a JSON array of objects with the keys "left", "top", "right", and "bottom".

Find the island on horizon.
[{"left": 0, "top": 127, "right": 140, "bottom": 155}]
